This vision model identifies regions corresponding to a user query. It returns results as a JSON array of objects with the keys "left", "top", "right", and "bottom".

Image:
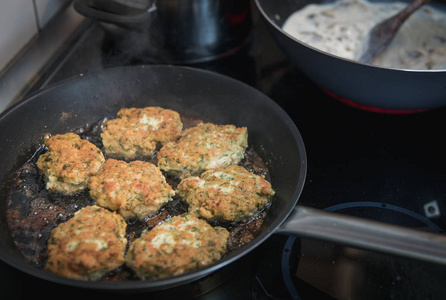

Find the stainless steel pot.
[{"left": 74, "top": 0, "right": 252, "bottom": 64}]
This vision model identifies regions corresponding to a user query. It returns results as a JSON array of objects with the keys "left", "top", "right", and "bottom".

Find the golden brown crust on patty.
[
  {"left": 88, "top": 158, "right": 175, "bottom": 220},
  {"left": 176, "top": 165, "right": 275, "bottom": 222},
  {"left": 101, "top": 106, "right": 183, "bottom": 159},
  {"left": 36, "top": 132, "right": 105, "bottom": 194},
  {"left": 157, "top": 122, "right": 248, "bottom": 178},
  {"left": 125, "top": 214, "right": 229, "bottom": 280},
  {"left": 45, "top": 205, "right": 127, "bottom": 281}
]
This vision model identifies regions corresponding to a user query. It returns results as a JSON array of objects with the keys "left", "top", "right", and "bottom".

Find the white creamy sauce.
[{"left": 282, "top": 0, "right": 446, "bottom": 69}]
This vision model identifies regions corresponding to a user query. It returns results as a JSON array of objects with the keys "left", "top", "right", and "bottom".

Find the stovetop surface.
[{"left": 2, "top": 4, "right": 446, "bottom": 299}]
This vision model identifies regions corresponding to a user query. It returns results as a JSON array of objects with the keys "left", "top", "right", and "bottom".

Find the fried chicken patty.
[
  {"left": 88, "top": 158, "right": 175, "bottom": 220},
  {"left": 157, "top": 122, "right": 248, "bottom": 178},
  {"left": 36, "top": 132, "right": 105, "bottom": 194},
  {"left": 45, "top": 205, "right": 127, "bottom": 281},
  {"left": 176, "top": 165, "right": 275, "bottom": 223},
  {"left": 101, "top": 106, "right": 183, "bottom": 159},
  {"left": 125, "top": 214, "right": 229, "bottom": 280}
]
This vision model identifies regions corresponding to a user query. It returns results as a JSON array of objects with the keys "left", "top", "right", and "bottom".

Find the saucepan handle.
[
  {"left": 276, "top": 205, "right": 446, "bottom": 265},
  {"left": 73, "top": 0, "right": 155, "bottom": 25}
]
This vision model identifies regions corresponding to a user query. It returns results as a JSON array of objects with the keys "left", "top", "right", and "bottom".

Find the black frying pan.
[
  {"left": 255, "top": 0, "right": 446, "bottom": 111},
  {"left": 0, "top": 65, "right": 445, "bottom": 292}
]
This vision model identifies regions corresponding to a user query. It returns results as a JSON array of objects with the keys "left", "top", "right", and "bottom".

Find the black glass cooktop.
[{"left": 2, "top": 4, "right": 446, "bottom": 299}]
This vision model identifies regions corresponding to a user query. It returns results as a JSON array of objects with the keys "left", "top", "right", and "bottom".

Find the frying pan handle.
[{"left": 277, "top": 205, "right": 446, "bottom": 265}]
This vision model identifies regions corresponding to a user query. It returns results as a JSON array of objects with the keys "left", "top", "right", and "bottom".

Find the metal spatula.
[{"left": 358, "top": 0, "right": 431, "bottom": 64}]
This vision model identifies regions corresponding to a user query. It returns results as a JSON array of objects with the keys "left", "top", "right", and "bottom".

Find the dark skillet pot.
[
  {"left": 255, "top": 0, "right": 446, "bottom": 111},
  {"left": 1, "top": 65, "right": 446, "bottom": 292}
]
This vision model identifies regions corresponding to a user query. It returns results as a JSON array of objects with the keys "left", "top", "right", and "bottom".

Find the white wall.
[{"left": 0, "top": 0, "right": 70, "bottom": 72}]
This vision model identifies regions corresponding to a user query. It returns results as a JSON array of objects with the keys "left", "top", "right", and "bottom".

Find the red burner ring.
[{"left": 321, "top": 88, "right": 428, "bottom": 114}]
